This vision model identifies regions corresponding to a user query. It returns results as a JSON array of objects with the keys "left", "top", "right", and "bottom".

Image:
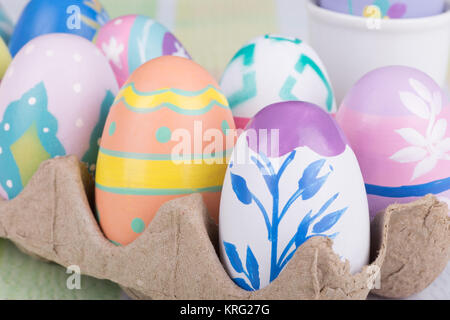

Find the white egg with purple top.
[
  {"left": 219, "top": 34, "right": 336, "bottom": 129},
  {"left": 219, "top": 101, "right": 370, "bottom": 291}
]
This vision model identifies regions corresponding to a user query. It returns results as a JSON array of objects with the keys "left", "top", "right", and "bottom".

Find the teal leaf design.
[
  {"left": 233, "top": 278, "right": 253, "bottom": 291},
  {"left": 224, "top": 43, "right": 257, "bottom": 109},
  {"left": 293, "top": 54, "right": 334, "bottom": 112},
  {"left": 230, "top": 172, "right": 252, "bottom": 205},
  {"left": 246, "top": 246, "right": 260, "bottom": 290},
  {"left": 264, "top": 34, "right": 302, "bottom": 44},
  {"left": 312, "top": 207, "right": 347, "bottom": 234},
  {"left": 229, "top": 43, "right": 255, "bottom": 66},
  {"left": 223, "top": 242, "right": 244, "bottom": 273}
]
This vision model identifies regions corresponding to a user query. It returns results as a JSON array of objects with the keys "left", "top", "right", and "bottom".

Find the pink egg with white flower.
[
  {"left": 95, "top": 15, "right": 190, "bottom": 87},
  {"left": 336, "top": 66, "right": 450, "bottom": 218}
]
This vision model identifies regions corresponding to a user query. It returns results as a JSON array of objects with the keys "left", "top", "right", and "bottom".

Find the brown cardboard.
[
  {"left": 372, "top": 195, "right": 450, "bottom": 298},
  {"left": 0, "top": 156, "right": 446, "bottom": 299}
]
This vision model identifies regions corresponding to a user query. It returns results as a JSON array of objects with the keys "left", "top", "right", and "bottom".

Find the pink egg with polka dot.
[{"left": 0, "top": 33, "right": 119, "bottom": 199}]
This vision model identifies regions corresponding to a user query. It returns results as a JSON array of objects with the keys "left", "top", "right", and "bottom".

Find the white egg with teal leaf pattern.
[{"left": 220, "top": 34, "right": 336, "bottom": 129}]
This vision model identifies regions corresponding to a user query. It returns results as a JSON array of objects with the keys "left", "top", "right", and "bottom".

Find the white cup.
[{"left": 307, "top": 0, "right": 450, "bottom": 104}]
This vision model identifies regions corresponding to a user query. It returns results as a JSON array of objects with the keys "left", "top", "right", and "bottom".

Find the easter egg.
[
  {"left": 336, "top": 66, "right": 450, "bottom": 218},
  {"left": 0, "top": 38, "right": 11, "bottom": 80},
  {"left": 318, "top": 0, "right": 445, "bottom": 19},
  {"left": 219, "top": 101, "right": 370, "bottom": 291},
  {"left": 9, "top": 0, "right": 109, "bottom": 57},
  {"left": 219, "top": 34, "right": 336, "bottom": 129},
  {"left": 0, "top": 3, "right": 13, "bottom": 44},
  {"left": 95, "top": 15, "right": 190, "bottom": 87},
  {"left": 0, "top": 33, "right": 118, "bottom": 200},
  {"left": 95, "top": 56, "right": 236, "bottom": 246}
]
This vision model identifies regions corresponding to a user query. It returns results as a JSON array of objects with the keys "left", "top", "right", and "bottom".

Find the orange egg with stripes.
[{"left": 95, "top": 56, "right": 236, "bottom": 245}]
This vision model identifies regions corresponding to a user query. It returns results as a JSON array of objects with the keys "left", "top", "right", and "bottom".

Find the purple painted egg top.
[
  {"left": 319, "top": 0, "right": 445, "bottom": 19},
  {"left": 246, "top": 101, "right": 347, "bottom": 158},
  {"left": 341, "top": 66, "right": 447, "bottom": 116}
]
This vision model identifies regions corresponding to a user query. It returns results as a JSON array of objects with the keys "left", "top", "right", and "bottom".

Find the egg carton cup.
[{"left": 0, "top": 156, "right": 448, "bottom": 300}]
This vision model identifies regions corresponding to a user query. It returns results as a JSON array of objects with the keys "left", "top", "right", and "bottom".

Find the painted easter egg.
[
  {"left": 318, "top": 0, "right": 445, "bottom": 19},
  {"left": 219, "top": 101, "right": 370, "bottom": 291},
  {"left": 95, "top": 56, "right": 236, "bottom": 246},
  {"left": 9, "top": 0, "right": 109, "bottom": 57},
  {"left": 219, "top": 34, "right": 336, "bottom": 129},
  {"left": 0, "top": 33, "right": 118, "bottom": 200},
  {"left": 0, "top": 38, "right": 11, "bottom": 80},
  {"left": 0, "top": 3, "right": 13, "bottom": 44},
  {"left": 95, "top": 15, "right": 190, "bottom": 87},
  {"left": 336, "top": 66, "right": 450, "bottom": 219}
]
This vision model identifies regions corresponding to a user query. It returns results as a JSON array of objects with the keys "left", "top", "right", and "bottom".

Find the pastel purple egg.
[
  {"left": 318, "top": 0, "right": 445, "bottom": 19},
  {"left": 336, "top": 66, "right": 450, "bottom": 218},
  {"left": 0, "top": 33, "right": 118, "bottom": 199},
  {"left": 95, "top": 15, "right": 190, "bottom": 87}
]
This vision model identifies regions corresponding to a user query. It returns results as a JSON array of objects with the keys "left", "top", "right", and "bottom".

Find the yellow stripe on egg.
[
  {"left": 114, "top": 83, "right": 229, "bottom": 114},
  {"left": 95, "top": 150, "right": 228, "bottom": 194}
]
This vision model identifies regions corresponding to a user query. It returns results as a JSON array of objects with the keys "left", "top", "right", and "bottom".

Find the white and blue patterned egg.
[{"left": 219, "top": 101, "right": 370, "bottom": 290}]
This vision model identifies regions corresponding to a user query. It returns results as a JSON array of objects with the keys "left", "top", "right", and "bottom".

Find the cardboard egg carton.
[{"left": 0, "top": 156, "right": 448, "bottom": 299}]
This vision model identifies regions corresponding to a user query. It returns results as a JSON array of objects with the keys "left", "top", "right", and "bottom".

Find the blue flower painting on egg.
[
  {"left": 9, "top": 0, "right": 109, "bottom": 56},
  {"left": 219, "top": 101, "right": 370, "bottom": 290},
  {"left": 224, "top": 154, "right": 347, "bottom": 291}
]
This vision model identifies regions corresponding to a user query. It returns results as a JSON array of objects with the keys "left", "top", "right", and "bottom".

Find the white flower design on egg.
[
  {"left": 390, "top": 78, "right": 450, "bottom": 181},
  {"left": 173, "top": 42, "right": 189, "bottom": 59},
  {"left": 102, "top": 37, "right": 124, "bottom": 69}
]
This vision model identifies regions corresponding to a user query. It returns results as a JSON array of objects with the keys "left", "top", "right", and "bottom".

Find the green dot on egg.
[
  {"left": 109, "top": 121, "right": 117, "bottom": 136},
  {"left": 221, "top": 120, "right": 230, "bottom": 135},
  {"left": 131, "top": 218, "right": 146, "bottom": 234},
  {"left": 156, "top": 126, "right": 172, "bottom": 143}
]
